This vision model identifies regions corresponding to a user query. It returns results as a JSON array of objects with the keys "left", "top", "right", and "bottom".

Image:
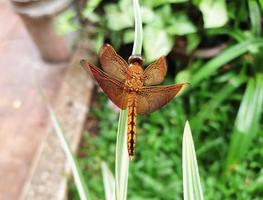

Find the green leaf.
[
  {"left": 43, "top": 96, "right": 91, "bottom": 200},
  {"left": 115, "top": 109, "right": 129, "bottom": 200},
  {"left": 175, "top": 69, "right": 192, "bottom": 84},
  {"left": 191, "top": 75, "right": 246, "bottom": 135},
  {"left": 101, "top": 162, "right": 115, "bottom": 200},
  {"left": 166, "top": 13, "right": 197, "bottom": 36},
  {"left": 225, "top": 74, "right": 263, "bottom": 174},
  {"left": 143, "top": 25, "right": 174, "bottom": 62},
  {"left": 140, "top": 6, "right": 155, "bottom": 23},
  {"left": 259, "top": 0, "right": 263, "bottom": 10},
  {"left": 182, "top": 121, "right": 204, "bottom": 200},
  {"left": 186, "top": 34, "right": 201, "bottom": 53},
  {"left": 82, "top": 0, "right": 102, "bottom": 23},
  {"left": 191, "top": 38, "right": 263, "bottom": 86},
  {"left": 142, "top": 0, "right": 188, "bottom": 7},
  {"left": 192, "top": 0, "right": 201, "bottom": 6},
  {"left": 123, "top": 30, "right": 135, "bottom": 44},
  {"left": 105, "top": 4, "right": 133, "bottom": 31},
  {"left": 248, "top": 0, "right": 261, "bottom": 36},
  {"left": 55, "top": 10, "right": 79, "bottom": 34},
  {"left": 199, "top": 0, "right": 228, "bottom": 28},
  {"left": 207, "top": 27, "right": 247, "bottom": 42},
  {"left": 83, "top": 0, "right": 102, "bottom": 14}
]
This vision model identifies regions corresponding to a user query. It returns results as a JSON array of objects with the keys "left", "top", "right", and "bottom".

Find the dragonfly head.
[
  {"left": 128, "top": 54, "right": 143, "bottom": 65},
  {"left": 128, "top": 55, "right": 143, "bottom": 77}
]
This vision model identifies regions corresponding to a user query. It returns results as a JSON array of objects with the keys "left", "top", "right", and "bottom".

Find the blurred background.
[{"left": 0, "top": 0, "right": 262, "bottom": 199}]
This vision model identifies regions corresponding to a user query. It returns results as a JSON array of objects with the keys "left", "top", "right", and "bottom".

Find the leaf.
[
  {"left": 115, "top": 109, "right": 129, "bottom": 200},
  {"left": 82, "top": 0, "right": 102, "bottom": 23},
  {"left": 182, "top": 121, "right": 204, "bottom": 200},
  {"left": 143, "top": 25, "right": 174, "bottom": 62},
  {"left": 199, "top": 0, "right": 228, "bottom": 28},
  {"left": 186, "top": 34, "right": 201, "bottom": 53},
  {"left": 105, "top": 4, "right": 133, "bottom": 31},
  {"left": 166, "top": 13, "right": 197, "bottom": 36},
  {"left": 207, "top": 27, "right": 247, "bottom": 42},
  {"left": 225, "top": 74, "right": 263, "bottom": 174},
  {"left": 83, "top": 0, "right": 102, "bottom": 14},
  {"left": 43, "top": 96, "right": 91, "bottom": 200},
  {"left": 190, "top": 75, "right": 246, "bottom": 135},
  {"left": 32, "top": 56, "right": 91, "bottom": 199},
  {"left": 142, "top": 0, "right": 188, "bottom": 7},
  {"left": 248, "top": 0, "right": 261, "bottom": 36},
  {"left": 259, "top": 0, "right": 263, "bottom": 11},
  {"left": 55, "top": 10, "right": 79, "bottom": 34},
  {"left": 140, "top": 6, "right": 155, "bottom": 23},
  {"left": 91, "top": 32, "right": 104, "bottom": 54},
  {"left": 101, "top": 162, "right": 116, "bottom": 200},
  {"left": 123, "top": 29, "right": 135, "bottom": 44},
  {"left": 191, "top": 38, "right": 263, "bottom": 86}
]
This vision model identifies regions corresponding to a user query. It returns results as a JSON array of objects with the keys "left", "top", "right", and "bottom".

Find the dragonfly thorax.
[
  {"left": 125, "top": 78, "right": 143, "bottom": 91},
  {"left": 125, "top": 64, "right": 144, "bottom": 91}
]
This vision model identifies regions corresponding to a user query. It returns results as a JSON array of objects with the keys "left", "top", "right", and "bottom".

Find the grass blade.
[
  {"left": 101, "top": 162, "right": 116, "bottom": 200},
  {"left": 115, "top": 109, "right": 129, "bottom": 200},
  {"left": 191, "top": 38, "right": 263, "bottom": 86},
  {"left": 132, "top": 0, "right": 143, "bottom": 55},
  {"left": 32, "top": 62, "right": 90, "bottom": 200},
  {"left": 225, "top": 74, "right": 263, "bottom": 174},
  {"left": 46, "top": 104, "right": 91, "bottom": 200},
  {"left": 183, "top": 121, "right": 204, "bottom": 200},
  {"left": 249, "top": 0, "right": 261, "bottom": 36},
  {"left": 114, "top": 0, "right": 143, "bottom": 199},
  {"left": 191, "top": 75, "right": 246, "bottom": 135}
]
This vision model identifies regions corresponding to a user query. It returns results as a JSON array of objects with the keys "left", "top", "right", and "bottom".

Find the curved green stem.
[
  {"left": 132, "top": 0, "right": 143, "bottom": 55},
  {"left": 115, "top": 1, "right": 143, "bottom": 200}
]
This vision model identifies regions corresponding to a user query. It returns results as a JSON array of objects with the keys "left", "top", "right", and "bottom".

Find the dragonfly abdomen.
[{"left": 127, "top": 93, "right": 137, "bottom": 160}]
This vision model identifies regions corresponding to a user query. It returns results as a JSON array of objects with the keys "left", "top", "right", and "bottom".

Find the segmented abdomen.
[{"left": 127, "top": 93, "right": 137, "bottom": 160}]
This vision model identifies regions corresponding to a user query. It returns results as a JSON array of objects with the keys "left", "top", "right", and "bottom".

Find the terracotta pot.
[{"left": 10, "top": 0, "right": 72, "bottom": 62}]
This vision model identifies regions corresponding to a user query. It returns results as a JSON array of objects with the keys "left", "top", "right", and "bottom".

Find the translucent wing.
[
  {"left": 81, "top": 60, "right": 128, "bottom": 109},
  {"left": 100, "top": 44, "right": 129, "bottom": 82},
  {"left": 143, "top": 56, "right": 167, "bottom": 86},
  {"left": 137, "top": 83, "right": 186, "bottom": 115}
]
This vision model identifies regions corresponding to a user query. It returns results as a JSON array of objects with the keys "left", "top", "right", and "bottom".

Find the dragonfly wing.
[
  {"left": 137, "top": 84, "right": 186, "bottom": 115},
  {"left": 143, "top": 56, "right": 167, "bottom": 86},
  {"left": 81, "top": 60, "right": 128, "bottom": 109},
  {"left": 100, "top": 44, "right": 129, "bottom": 82}
]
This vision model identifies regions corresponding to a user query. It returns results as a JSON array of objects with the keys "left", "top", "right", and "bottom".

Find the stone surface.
[
  {"left": 0, "top": 1, "right": 65, "bottom": 199},
  {"left": 22, "top": 44, "right": 94, "bottom": 199}
]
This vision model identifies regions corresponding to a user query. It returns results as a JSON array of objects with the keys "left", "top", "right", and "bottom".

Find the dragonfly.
[{"left": 81, "top": 44, "right": 187, "bottom": 160}]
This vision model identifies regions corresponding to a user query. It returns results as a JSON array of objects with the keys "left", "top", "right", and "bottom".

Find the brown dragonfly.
[{"left": 81, "top": 44, "right": 186, "bottom": 160}]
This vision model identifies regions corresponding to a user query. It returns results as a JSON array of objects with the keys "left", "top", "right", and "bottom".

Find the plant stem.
[
  {"left": 132, "top": 0, "right": 143, "bottom": 55},
  {"left": 115, "top": 0, "right": 143, "bottom": 200},
  {"left": 115, "top": 109, "right": 129, "bottom": 200}
]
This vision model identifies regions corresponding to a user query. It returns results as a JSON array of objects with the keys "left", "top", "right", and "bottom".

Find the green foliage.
[
  {"left": 183, "top": 122, "right": 204, "bottom": 200},
  {"left": 115, "top": 109, "right": 129, "bottom": 200},
  {"left": 42, "top": 97, "right": 91, "bottom": 200},
  {"left": 225, "top": 74, "right": 263, "bottom": 174},
  {"left": 64, "top": 0, "right": 263, "bottom": 199},
  {"left": 101, "top": 162, "right": 115, "bottom": 200},
  {"left": 199, "top": 0, "right": 228, "bottom": 28},
  {"left": 72, "top": 86, "right": 262, "bottom": 199}
]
